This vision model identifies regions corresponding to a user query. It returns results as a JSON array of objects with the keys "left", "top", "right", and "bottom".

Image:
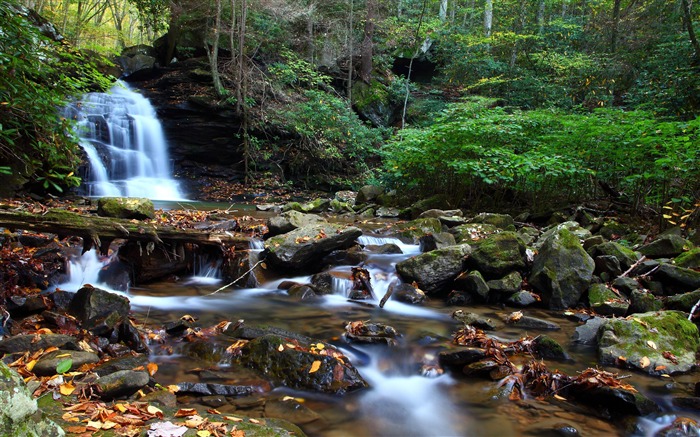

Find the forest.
[{"left": 1, "top": 0, "right": 699, "bottom": 219}]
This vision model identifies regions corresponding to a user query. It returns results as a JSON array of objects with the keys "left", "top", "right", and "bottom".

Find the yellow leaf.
[
  {"left": 147, "top": 405, "right": 162, "bottom": 415},
  {"left": 114, "top": 404, "right": 127, "bottom": 413},
  {"left": 309, "top": 360, "right": 321, "bottom": 373},
  {"left": 640, "top": 356, "right": 651, "bottom": 368},
  {"left": 249, "top": 418, "right": 262, "bottom": 424},
  {"left": 102, "top": 421, "right": 117, "bottom": 430},
  {"left": 224, "top": 416, "right": 243, "bottom": 422},
  {"left": 55, "top": 353, "right": 71, "bottom": 358},
  {"left": 26, "top": 359, "right": 37, "bottom": 372},
  {"left": 167, "top": 385, "right": 180, "bottom": 393},
  {"left": 278, "top": 344, "right": 284, "bottom": 352},
  {"left": 197, "top": 431, "right": 211, "bottom": 437},
  {"left": 553, "top": 394, "right": 567, "bottom": 401},
  {"left": 316, "top": 343, "right": 325, "bottom": 350},
  {"left": 59, "top": 382, "right": 76, "bottom": 396},
  {"left": 86, "top": 420, "right": 103, "bottom": 430}
]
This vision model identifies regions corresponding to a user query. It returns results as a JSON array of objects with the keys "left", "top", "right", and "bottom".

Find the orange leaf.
[
  {"left": 175, "top": 408, "right": 198, "bottom": 417},
  {"left": 59, "top": 382, "right": 76, "bottom": 396},
  {"left": 309, "top": 360, "right": 321, "bottom": 373},
  {"left": 147, "top": 362, "right": 158, "bottom": 376}
]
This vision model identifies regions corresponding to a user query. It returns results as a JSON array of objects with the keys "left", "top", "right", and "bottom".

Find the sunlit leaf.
[
  {"left": 309, "top": 360, "right": 321, "bottom": 373},
  {"left": 639, "top": 356, "right": 651, "bottom": 368}
]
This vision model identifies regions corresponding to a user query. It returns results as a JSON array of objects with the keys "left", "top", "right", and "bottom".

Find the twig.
[
  {"left": 689, "top": 298, "right": 700, "bottom": 321},
  {"left": 620, "top": 255, "right": 646, "bottom": 278},
  {"left": 207, "top": 258, "right": 265, "bottom": 296},
  {"left": 379, "top": 281, "right": 395, "bottom": 308}
]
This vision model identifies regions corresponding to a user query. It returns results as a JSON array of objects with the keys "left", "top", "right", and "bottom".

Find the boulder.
[
  {"left": 598, "top": 310, "right": 700, "bottom": 375},
  {"left": 454, "top": 270, "right": 489, "bottom": 301},
  {"left": 68, "top": 286, "right": 130, "bottom": 335},
  {"left": 675, "top": 248, "right": 700, "bottom": 269},
  {"left": 628, "top": 290, "right": 663, "bottom": 314},
  {"left": 392, "top": 282, "right": 426, "bottom": 304},
  {"left": 572, "top": 317, "right": 608, "bottom": 345},
  {"left": 506, "top": 291, "right": 539, "bottom": 307},
  {"left": 396, "top": 218, "right": 443, "bottom": 242},
  {"left": 418, "top": 233, "right": 456, "bottom": 252},
  {"left": 265, "top": 224, "right": 362, "bottom": 271},
  {"left": 486, "top": 271, "right": 522, "bottom": 296},
  {"left": 395, "top": 244, "right": 472, "bottom": 293},
  {"left": 467, "top": 213, "right": 515, "bottom": 231},
  {"left": 532, "top": 335, "right": 569, "bottom": 360},
  {"left": 0, "top": 334, "right": 78, "bottom": 354},
  {"left": 639, "top": 234, "right": 689, "bottom": 258},
  {"left": 237, "top": 334, "right": 367, "bottom": 394},
  {"left": 665, "top": 289, "right": 700, "bottom": 313},
  {"left": 283, "top": 198, "right": 331, "bottom": 214},
  {"left": 652, "top": 263, "right": 700, "bottom": 293},
  {"left": 451, "top": 310, "right": 498, "bottom": 330},
  {"left": 587, "top": 242, "right": 640, "bottom": 270},
  {"left": 176, "top": 382, "right": 257, "bottom": 397},
  {"left": 467, "top": 232, "right": 526, "bottom": 278},
  {"left": 438, "top": 347, "right": 488, "bottom": 368},
  {"left": 529, "top": 228, "right": 595, "bottom": 310},
  {"left": 355, "top": 185, "right": 384, "bottom": 205},
  {"left": 405, "top": 194, "right": 451, "bottom": 218},
  {"left": 0, "top": 362, "right": 64, "bottom": 436},
  {"left": 588, "top": 283, "right": 629, "bottom": 317},
  {"left": 93, "top": 355, "right": 151, "bottom": 377},
  {"left": 33, "top": 349, "right": 100, "bottom": 376},
  {"left": 266, "top": 211, "right": 327, "bottom": 237},
  {"left": 95, "top": 370, "right": 150, "bottom": 400},
  {"left": 96, "top": 197, "right": 154, "bottom": 219},
  {"left": 535, "top": 221, "right": 592, "bottom": 249},
  {"left": 505, "top": 313, "right": 560, "bottom": 331},
  {"left": 450, "top": 223, "right": 500, "bottom": 244}
]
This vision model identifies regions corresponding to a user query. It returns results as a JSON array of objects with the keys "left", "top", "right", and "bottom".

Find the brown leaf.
[{"left": 175, "top": 408, "right": 198, "bottom": 417}]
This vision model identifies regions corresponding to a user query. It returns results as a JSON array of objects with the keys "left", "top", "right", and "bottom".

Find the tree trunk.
[
  {"left": 439, "top": 0, "right": 448, "bottom": 22},
  {"left": 681, "top": 0, "right": 700, "bottom": 62},
  {"left": 347, "top": 0, "right": 354, "bottom": 103},
  {"left": 360, "top": 0, "right": 375, "bottom": 83},
  {"left": 610, "top": 0, "right": 621, "bottom": 53},
  {"left": 484, "top": 0, "right": 493, "bottom": 38},
  {"left": 538, "top": 0, "right": 546, "bottom": 34},
  {"left": 207, "top": 0, "right": 226, "bottom": 97}
]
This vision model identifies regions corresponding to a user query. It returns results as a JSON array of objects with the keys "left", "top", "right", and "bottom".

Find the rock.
[
  {"left": 33, "top": 349, "right": 100, "bottom": 376},
  {"left": 516, "top": 226, "right": 540, "bottom": 246},
  {"left": 406, "top": 194, "right": 451, "bottom": 218},
  {"left": 352, "top": 79, "right": 399, "bottom": 127},
  {"left": 355, "top": 185, "right": 384, "bottom": 205},
  {"left": 572, "top": 317, "right": 608, "bottom": 345},
  {"left": 628, "top": 290, "right": 663, "bottom": 314},
  {"left": 6, "top": 294, "right": 49, "bottom": 318},
  {"left": 266, "top": 211, "right": 327, "bottom": 237},
  {"left": 334, "top": 190, "right": 356, "bottom": 204},
  {"left": 570, "top": 386, "right": 659, "bottom": 416},
  {"left": 451, "top": 310, "right": 498, "bottom": 330},
  {"left": 419, "top": 232, "right": 456, "bottom": 252},
  {"left": 68, "top": 286, "right": 130, "bottom": 335},
  {"left": 265, "top": 224, "right": 363, "bottom": 271},
  {"left": 392, "top": 282, "right": 426, "bottom": 304},
  {"left": 653, "top": 263, "right": 700, "bottom": 293},
  {"left": 344, "top": 321, "right": 400, "bottom": 346},
  {"left": 506, "top": 291, "right": 539, "bottom": 307},
  {"left": 265, "top": 398, "right": 322, "bottom": 425},
  {"left": 222, "top": 249, "right": 269, "bottom": 288},
  {"left": 611, "top": 277, "right": 640, "bottom": 296},
  {"left": 287, "top": 284, "right": 318, "bottom": 300},
  {"left": 530, "top": 228, "right": 595, "bottom": 310},
  {"left": 237, "top": 335, "right": 367, "bottom": 394},
  {"left": 118, "top": 240, "right": 188, "bottom": 283},
  {"left": 532, "top": 335, "right": 569, "bottom": 360},
  {"left": 639, "top": 234, "right": 689, "bottom": 258},
  {"left": 0, "top": 334, "right": 78, "bottom": 354},
  {"left": 321, "top": 247, "right": 368, "bottom": 267},
  {"left": 594, "top": 255, "right": 622, "bottom": 278},
  {"left": 486, "top": 271, "right": 522, "bottom": 296},
  {"left": 395, "top": 244, "right": 471, "bottom": 293},
  {"left": 96, "top": 197, "right": 154, "bottom": 219},
  {"left": 95, "top": 370, "right": 150, "bottom": 400},
  {"left": 283, "top": 198, "right": 331, "bottom": 214},
  {"left": 176, "top": 382, "right": 257, "bottom": 397},
  {"left": 468, "top": 232, "right": 526, "bottom": 278},
  {"left": 137, "top": 389, "right": 178, "bottom": 408},
  {"left": 665, "top": 289, "right": 700, "bottom": 313},
  {"left": 506, "top": 313, "right": 560, "bottom": 331},
  {"left": 587, "top": 242, "right": 640, "bottom": 270},
  {"left": 450, "top": 223, "right": 500, "bottom": 244},
  {"left": 438, "top": 347, "right": 488, "bottom": 368},
  {"left": 376, "top": 206, "right": 401, "bottom": 218},
  {"left": 454, "top": 270, "right": 490, "bottom": 301},
  {"left": 0, "top": 361, "right": 64, "bottom": 436},
  {"left": 309, "top": 272, "right": 336, "bottom": 295},
  {"left": 468, "top": 213, "right": 515, "bottom": 230},
  {"left": 598, "top": 310, "right": 700, "bottom": 375},
  {"left": 588, "top": 283, "right": 629, "bottom": 317},
  {"left": 115, "top": 45, "right": 156, "bottom": 79},
  {"left": 93, "top": 355, "right": 151, "bottom": 377},
  {"left": 118, "top": 319, "right": 149, "bottom": 353},
  {"left": 675, "top": 248, "right": 700, "bottom": 269},
  {"left": 396, "top": 218, "right": 443, "bottom": 242},
  {"left": 256, "top": 203, "right": 282, "bottom": 212},
  {"left": 535, "top": 221, "right": 592, "bottom": 249},
  {"left": 599, "top": 220, "right": 630, "bottom": 240}
]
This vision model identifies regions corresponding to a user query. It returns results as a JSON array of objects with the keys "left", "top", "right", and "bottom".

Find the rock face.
[
  {"left": 0, "top": 362, "right": 64, "bottom": 436},
  {"left": 265, "top": 224, "right": 362, "bottom": 271},
  {"left": 396, "top": 244, "right": 472, "bottom": 293},
  {"left": 467, "top": 232, "right": 526, "bottom": 278},
  {"left": 237, "top": 334, "right": 367, "bottom": 394},
  {"left": 529, "top": 228, "right": 595, "bottom": 310},
  {"left": 68, "top": 286, "right": 130, "bottom": 334},
  {"left": 597, "top": 311, "right": 700, "bottom": 375},
  {"left": 97, "top": 197, "right": 155, "bottom": 219}
]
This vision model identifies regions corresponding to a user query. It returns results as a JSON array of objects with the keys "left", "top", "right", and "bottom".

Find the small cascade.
[
  {"left": 59, "top": 249, "right": 125, "bottom": 293},
  {"left": 249, "top": 239, "right": 265, "bottom": 251},
  {"left": 185, "top": 255, "right": 222, "bottom": 285},
  {"left": 68, "top": 81, "right": 183, "bottom": 200},
  {"left": 357, "top": 235, "right": 421, "bottom": 255}
]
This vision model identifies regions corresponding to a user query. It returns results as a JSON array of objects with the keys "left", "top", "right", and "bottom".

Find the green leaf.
[{"left": 56, "top": 359, "right": 72, "bottom": 374}]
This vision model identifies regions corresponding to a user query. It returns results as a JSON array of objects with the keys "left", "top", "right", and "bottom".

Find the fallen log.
[{"left": 0, "top": 208, "right": 252, "bottom": 253}]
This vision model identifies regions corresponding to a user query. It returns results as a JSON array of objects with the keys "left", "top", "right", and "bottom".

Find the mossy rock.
[
  {"left": 467, "top": 213, "right": 515, "bottom": 231},
  {"left": 450, "top": 223, "right": 500, "bottom": 244},
  {"left": 628, "top": 290, "right": 663, "bottom": 314},
  {"left": 467, "top": 232, "right": 526, "bottom": 278},
  {"left": 665, "top": 289, "right": 700, "bottom": 313},
  {"left": 97, "top": 197, "right": 155, "bottom": 219},
  {"left": 406, "top": 194, "right": 451, "bottom": 219},
  {"left": 599, "top": 220, "right": 630, "bottom": 240},
  {"left": 598, "top": 310, "right": 700, "bottom": 375},
  {"left": 396, "top": 244, "right": 472, "bottom": 293},
  {"left": 675, "top": 248, "right": 700, "bottom": 269},
  {"left": 535, "top": 221, "right": 592, "bottom": 249},
  {"left": 282, "top": 198, "right": 330, "bottom": 214},
  {"left": 395, "top": 218, "right": 443, "bottom": 242},
  {"left": 588, "top": 283, "right": 628, "bottom": 316},
  {"left": 352, "top": 79, "right": 397, "bottom": 127},
  {"left": 639, "top": 234, "right": 690, "bottom": 258},
  {"left": 588, "top": 241, "right": 640, "bottom": 270}
]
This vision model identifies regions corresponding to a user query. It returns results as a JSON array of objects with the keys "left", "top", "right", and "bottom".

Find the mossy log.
[{"left": 0, "top": 208, "right": 251, "bottom": 253}]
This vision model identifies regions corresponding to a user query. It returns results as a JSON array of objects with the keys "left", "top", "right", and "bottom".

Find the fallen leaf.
[
  {"left": 175, "top": 408, "right": 198, "bottom": 417},
  {"left": 224, "top": 416, "right": 243, "bottom": 422},
  {"left": 309, "top": 360, "right": 321, "bottom": 373},
  {"left": 277, "top": 344, "right": 284, "bottom": 352},
  {"left": 59, "top": 382, "right": 76, "bottom": 396},
  {"left": 640, "top": 356, "right": 651, "bottom": 368},
  {"left": 249, "top": 418, "right": 262, "bottom": 424},
  {"left": 147, "top": 405, "right": 163, "bottom": 416},
  {"left": 197, "top": 431, "right": 211, "bottom": 437},
  {"left": 647, "top": 340, "right": 657, "bottom": 350},
  {"left": 147, "top": 362, "right": 159, "bottom": 376},
  {"left": 553, "top": 394, "right": 567, "bottom": 401}
]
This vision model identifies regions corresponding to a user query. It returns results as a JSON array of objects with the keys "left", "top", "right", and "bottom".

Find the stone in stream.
[
  {"left": 344, "top": 321, "right": 400, "bottom": 346},
  {"left": 437, "top": 347, "right": 488, "bottom": 368},
  {"left": 395, "top": 218, "right": 443, "bottom": 242},
  {"left": 96, "top": 197, "right": 155, "bottom": 219},
  {"left": 264, "top": 224, "right": 362, "bottom": 271},
  {"left": 529, "top": 228, "right": 595, "bottom": 310},
  {"left": 176, "top": 382, "right": 258, "bottom": 397},
  {"left": 266, "top": 210, "right": 327, "bottom": 237},
  {"left": 454, "top": 270, "right": 489, "bottom": 301},
  {"left": 391, "top": 282, "right": 426, "bottom": 305},
  {"left": 0, "top": 361, "right": 64, "bottom": 436},
  {"left": 92, "top": 354, "right": 151, "bottom": 377},
  {"left": 505, "top": 291, "right": 539, "bottom": 307},
  {"left": 505, "top": 312, "right": 560, "bottom": 331},
  {"left": 33, "top": 349, "right": 100, "bottom": 376},
  {"left": 0, "top": 334, "right": 78, "bottom": 354},
  {"left": 68, "top": 285, "right": 130, "bottom": 336},
  {"left": 94, "top": 370, "right": 150, "bottom": 400},
  {"left": 572, "top": 317, "right": 608, "bottom": 346},
  {"left": 395, "top": 244, "right": 472, "bottom": 293},
  {"left": 532, "top": 335, "right": 569, "bottom": 360},
  {"left": 265, "top": 398, "right": 323, "bottom": 425},
  {"left": 467, "top": 232, "right": 526, "bottom": 278},
  {"left": 597, "top": 310, "right": 700, "bottom": 375},
  {"left": 451, "top": 310, "right": 499, "bottom": 330}
]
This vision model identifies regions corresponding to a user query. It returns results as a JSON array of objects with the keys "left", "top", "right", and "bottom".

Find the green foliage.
[
  {"left": 381, "top": 98, "right": 700, "bottom": 210},
  {"left": 278, "top": 90, "right": 385, "bottom": 187},
  {"left": 268, "top": 50, "right": 332, "bottom": 89},
  {"left": 55, "top": 359, "right": 72, "bottom": 375},
  {"left": 0, "top": 1, "right": 111, "bottom": 195}
]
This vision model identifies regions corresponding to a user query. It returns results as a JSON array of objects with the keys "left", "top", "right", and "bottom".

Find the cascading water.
[{"left": 67, "top": 81, "right": 183, "bottom": 200}]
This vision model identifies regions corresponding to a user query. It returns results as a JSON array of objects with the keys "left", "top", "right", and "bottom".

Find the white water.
[
  {"left": 70, "top": 82, "right": 183, "bottom": 200},
  {"left": 60, "top": 249, "right": 122, "bottom": 293}
]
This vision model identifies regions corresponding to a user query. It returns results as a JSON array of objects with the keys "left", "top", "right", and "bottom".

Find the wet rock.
[
  {"left": 118, "top": 240, "right": 189, "bottom": 283},
  {"left": 506, "top": 291, "right": 539, "bottom": 307},
  {"left": 468, "top": 213, "right": 515, "bottom": 231},
  {"left": 344, "top": 321, "right": 399, "bottom": 346},
  {"left": 588, "top": 284, "right": 629, "bottom": 317},
  {"left": 438, "top": 347, "right": 488, "bottom": 368},
  {"left": 6, "top": 295, "right": 49, "bottom": 318},
  {"left": 571, "top": 386, "right": 659, "bottom": 416},
  {"left": 136, "top": 389, "right": 178, "bottom": 408},
  {"left": 93, "top": 354, "right": 150, "bottom": 377},
  {"left": 506, "top": 312, "right": 560, "bottom": 330},
  {"left": 451, "top": 310, "right": 498, "bottom": 330},
  {"left": 450, "top": 223, "right": 500, "bottom": 244},
  {"left": 675, "top": 248, "right": 700, "bottom": 269},
  {"left": 355, "top": 185, "right": 384, "bottom": 205},
  {"left": 639, "top": 234, "right": 689, "bottom": 258},
  {"left": 0, "top": 334, "right": 78, "bottom": 354},
  {"left": 265, "top": 398, "right": 322, "bottom": 425},
  {"left": 288, "top": 284, "right": 318, "bottom": 300},
  {"left": 665, "top": 289, "right": 700, "bottom": 313},
  {"left": 418, "top": 233, "right": 456, "bottom": 252},
  {"left": 628, "top": 290, "right": 663, "bottom": 314},
  {"left": 163, "top": 316, "right": 196, "bottom": 335},
  {"left": 391, "top": 282, "right": 426, "bottom": 304},
  {"left": 33, "top": 349, "right": 100, "bottom": 376},
  {"left": 95, "top": 370, "right": 150, "bottom": 400},
  {"left": 283, "top": 198, "right": 331, "bottom": 214},
  {"left": 68, "top": 286, "right": 130, "bottom": 335},
  {"left": 265, "top": 224, "right": 363, "bottom": 271},
  {"left": 256, "top": 204, "right": 282, "bottom": 213},
  {"left": 222, "top": 249, "right": 269, "bottom": 288},
  {"left": 653, "top": 263, "right": 700, "bottom": 293},
  {"left": 395, "top": 244, "right": 471, "bottom": 293},
  {"left": 310, "top": 272, "right": 336, "bottom": 295},
  {"left": 598, "top": 310, "right": 700, "bottom": 375},
  {"left": 530, "top": 228, "right": 595, "bottom": 310},
  {"left": 454, "top": 270, "right": 489, "bottom": 301},
  {"left": 396, "top": 218, "right": 443, "bottom": 242},
  {"left": 116, "top": 45, "right": 156, "bottom": 79},
  {"left": 467, "top": 232, "right": 526, "bottom": 278},
  {"left": 176, "top": 382, "right": 257, "bottom": 397},
  {"left": 321, "top": 247, "right": 368, "bottom": 267},
  {"left": 487, "top": 271, "right": 522, "bottom": 296},
  {"left": 96, "top": 197, "right": 155, "bottom": 219},
  {"left": 0, "top": 361, "right": 64, "bottom": 436},
  {"left": 118, "top": 319, "right": 149, "bottom": 353},
  {"left": 463, "top": 359, "right": 510, "bottom": 379},
  {"left": 572, "top": 318, "right": 608, "bottom": 346},
  {"left": 532, "top": 335, "right": 569, "bottom": 360},
  {"left": 238, "top": 334, "right": 367, "bottom": 394},
  {"left": 266, "top": 211, "right": 326, "bottom": 237}
]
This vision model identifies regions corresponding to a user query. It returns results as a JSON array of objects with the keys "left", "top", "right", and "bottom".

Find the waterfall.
[{"left": 69, "top": 81, "right": 183, "bottom": 200}]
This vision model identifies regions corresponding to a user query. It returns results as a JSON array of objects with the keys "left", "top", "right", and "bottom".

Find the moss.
[
  {"left": 352, "top": 79, "right": 389, "bottom": 111},
  {"left": 588, "top": 283, "right": 617, "bottom": 305},
  {"left": 666, "top": 290, "right": 700, "bottom": 312},
  {"left": 608, "top": 311, "right": 699, "bottom": 353},
  {"left": 675, "top": 248, "right": 700, "bottom": 269}
]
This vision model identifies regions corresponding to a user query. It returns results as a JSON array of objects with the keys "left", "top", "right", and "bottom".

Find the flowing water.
[
  {"left": 66, "top": 82, "right": 183, "bottom": 200},
  {"left": 58, "top": 237, "right": 700, "bottom": 437}
]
